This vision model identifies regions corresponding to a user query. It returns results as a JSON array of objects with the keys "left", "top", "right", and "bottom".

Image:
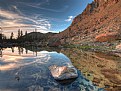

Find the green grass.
[{"left": 63, "top": 43, "right": 114, "bottom": 52}]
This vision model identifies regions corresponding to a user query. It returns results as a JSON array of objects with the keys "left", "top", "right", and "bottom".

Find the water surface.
[{"left": 0, "top": 47, "right": 100, "bottom": 91}]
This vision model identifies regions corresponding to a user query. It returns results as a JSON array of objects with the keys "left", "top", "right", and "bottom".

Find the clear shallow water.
[
  {"left": 61, "top": 48, "right": 121, "bottom": 91},
  {"left": 0, "top": 47, "right": 102, "bottom": 91}
]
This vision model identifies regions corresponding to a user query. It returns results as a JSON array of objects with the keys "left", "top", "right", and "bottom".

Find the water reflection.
[
  {"left": 0, "top": 48, "right": 2, "bottom": 57},
  {"left": 0, "top": 47, "right": 101, "bottom": 91}
]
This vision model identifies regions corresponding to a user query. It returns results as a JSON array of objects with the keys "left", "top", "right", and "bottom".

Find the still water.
[
  {"left": 61, "top": 48, "right": 121, "bottom": 91},
  {"left": 0, "top": 47, "right": 102, "bottom": 91},
  {"left": 0, "top": 47, "right": 121, "bottom": 91}
]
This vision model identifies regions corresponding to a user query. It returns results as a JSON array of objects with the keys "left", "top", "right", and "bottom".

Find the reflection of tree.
[
  {"left": 18, "top": 47, "right": 24, "bottom": 55},
  {"left": 35, "top": 51, "right": 37, "bottom": 56},
  {"left": 18, "top": 47, "right": 21, "bottom": 55},
  {"left": 35, "top": 46, "right": 37, "bottom": 56},
  {"left": 25, "top": 48, "right": 28, "bottom": 54},
  {"left": 15, "top": 45, "right": 61, "bottom": 57},
  {"left": 11, "top": 47, "right": 14, "bottom": 53},
  {"left": 21, "top": 47, "right": 23, "bottom": 54},
  {"left": 0, "top": 48, "right": 2, "bottom": 57},
  {"left": 30, "top": 46, "right": 38, "bottom": 56}
]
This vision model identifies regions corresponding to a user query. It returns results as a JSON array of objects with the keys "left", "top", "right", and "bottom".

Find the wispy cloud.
[
  {"left": 65, "top": 16, "right": 75, "bottom": 22},
  {"left": 10, "top": 5, "right": 23, "bottom": 15},
  {"left": 0, "top": 9, "right": 20, "bottom": 20},
  {"left": 17, "top": 1, "right": 68, "bottom": 13},
  {"left": 0, "top": 9, "right": 52, "bottom": 37}
]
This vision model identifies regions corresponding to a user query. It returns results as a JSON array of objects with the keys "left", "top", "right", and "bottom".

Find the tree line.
[{"left": 0, "top": 29, "right": 28, "bottom": 43}]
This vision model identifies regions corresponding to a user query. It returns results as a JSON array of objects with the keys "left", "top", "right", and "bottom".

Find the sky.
[{"left": 0, "top": 0, "right": 93, "bottom": 38}]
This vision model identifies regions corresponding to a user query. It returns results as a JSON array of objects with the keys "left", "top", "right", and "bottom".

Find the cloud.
[
  {"left": 65, "top": 16, "right": 75, "bottom": 22},
  {"left": 0, "top": 9, "right": 20, "bottom": 20},
  {"left": 17, "top": 1, "right": 68, "bottom": 13},
  {"left": 0, "top": 9, "right": 52, "bottom": 37},
  {"left": 11, "top": 5, "right": 24, "bottom": 15}
]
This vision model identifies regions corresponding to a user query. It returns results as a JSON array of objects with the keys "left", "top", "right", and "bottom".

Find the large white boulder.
[{"left": 49, "top": 65, "right": 78, "bottom": 80}]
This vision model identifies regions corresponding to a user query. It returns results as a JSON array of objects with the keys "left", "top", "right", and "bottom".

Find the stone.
[{"left": 49, "top": 65, "right": 78, "bottom": 80}]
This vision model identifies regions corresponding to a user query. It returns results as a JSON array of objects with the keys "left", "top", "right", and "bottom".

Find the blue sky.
[{"left": 0, "top": 0, "right": 93, "bottom": 37}]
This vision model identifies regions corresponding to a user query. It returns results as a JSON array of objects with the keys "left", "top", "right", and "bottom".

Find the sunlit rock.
[{"left": 49, "top": 65, "right": 78, "bottom": 80}]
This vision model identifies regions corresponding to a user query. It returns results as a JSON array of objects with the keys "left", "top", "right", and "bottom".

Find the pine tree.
[
  {"left": 18, "top": 29, "right": 21, "bottom": 38},
  {"left": 0, "top": 27, "right": 2, "bottom": 40},
  {"left": 25, "top": 31, "right": 27, "bottom": 35},
  {"left": 25, "top": 31, "right": 28, "bottom": 41},
  {"left": 21, "top": 30, "right": 23, "bottom": 37}
]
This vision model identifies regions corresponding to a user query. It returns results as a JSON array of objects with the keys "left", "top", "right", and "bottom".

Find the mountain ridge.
[{"left": 55, "top": 0, "right": 121, "bottom": 48}]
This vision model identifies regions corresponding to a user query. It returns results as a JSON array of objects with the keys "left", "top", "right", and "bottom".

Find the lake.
[
  {"left": 0, "top": 46, "right": 120, "bottom": 91},
  {"left": 61, "top": 48, "right": 121, "bottom": 91}
]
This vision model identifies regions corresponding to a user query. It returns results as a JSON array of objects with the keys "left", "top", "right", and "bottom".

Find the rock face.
[{"left": 55, "top": 0, "right": 121, "bottom": 44}]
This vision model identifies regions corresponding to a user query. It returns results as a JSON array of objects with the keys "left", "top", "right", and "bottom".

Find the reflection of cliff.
[{"left": 60, "top": 48, "right": 121, "bottom": 90}]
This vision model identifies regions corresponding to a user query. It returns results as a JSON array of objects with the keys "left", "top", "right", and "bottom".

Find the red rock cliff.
[{"left": 56, "top": 0, "right": 121, "bottom": 44}]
